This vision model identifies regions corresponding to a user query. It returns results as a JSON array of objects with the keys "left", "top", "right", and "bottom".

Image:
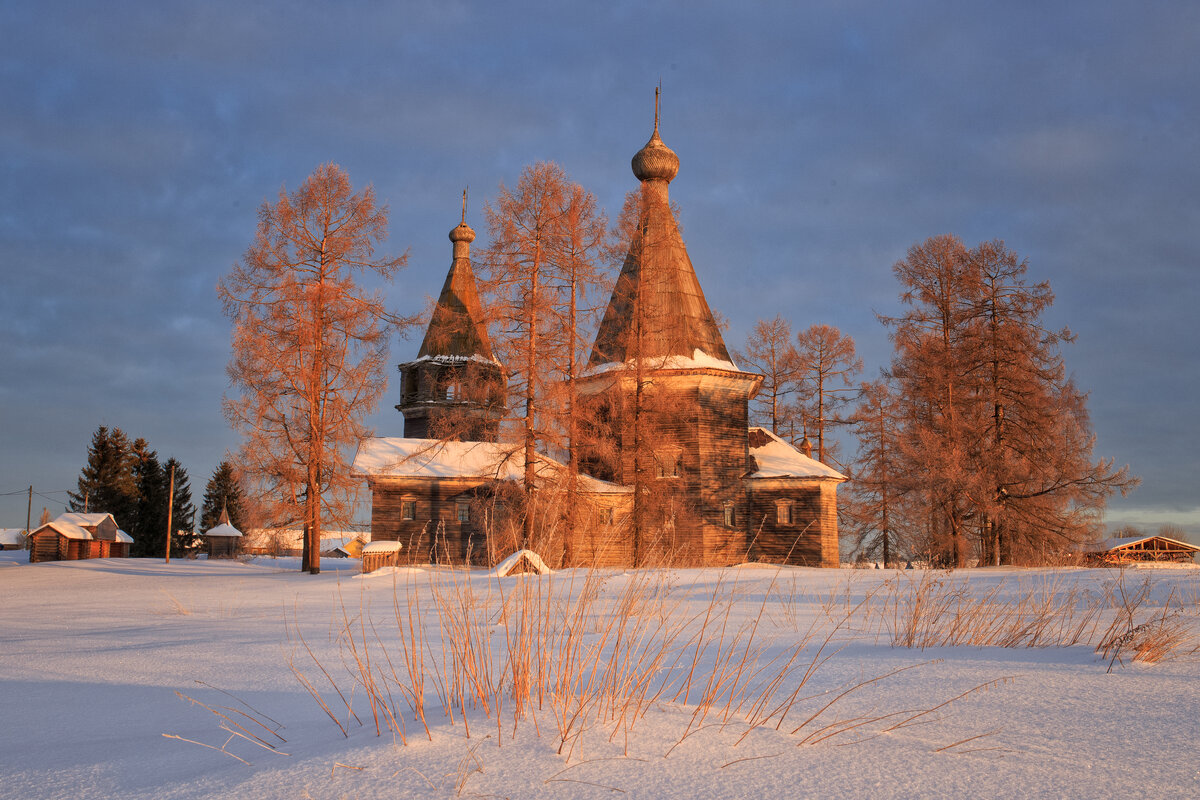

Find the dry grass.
[
  {"left": 1095, "top": 574, "right": 1200, "bottom": 670},
  {"left": 269, "top": 561, "right": 1199, "bottom": 783},
  {"left": 280, "top": 565, "right": 1040, "bottom": 767},
  {"left": 879, "top": 572, "right": 1103, "bottom": 649}
]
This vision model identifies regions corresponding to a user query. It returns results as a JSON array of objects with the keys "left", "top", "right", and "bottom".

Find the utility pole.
[
  {"left": 26, "top": 486, "right": 32, "bottom": 534},
  {"left": 165, "top": 464, "right": 175, "bottom": 564}
]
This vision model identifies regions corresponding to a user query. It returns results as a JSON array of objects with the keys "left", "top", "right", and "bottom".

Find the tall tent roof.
[
  {"left": 588, "top": 96, "right": 734, "bottom": 369},
  {"left": 416, "top": 194, "right": 498, "bottom": 363}
]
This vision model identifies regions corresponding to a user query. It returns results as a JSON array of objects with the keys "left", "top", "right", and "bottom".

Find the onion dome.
[
  {"left": 449, "top": 189, "right": 476, "bottom": 243},
  {"left": 449, "top": 220, "right": 475, "bottom": 244},
  {"left": 631, "top": 123, "right": 679, "bottom": 183}
]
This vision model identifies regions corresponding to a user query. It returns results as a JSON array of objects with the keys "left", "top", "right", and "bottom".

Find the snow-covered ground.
[{"left": 1, "top": 551, "right": 1197, "bottom": 799}]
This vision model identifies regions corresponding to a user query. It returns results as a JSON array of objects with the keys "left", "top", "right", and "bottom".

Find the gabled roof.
[
  {"left": 1087, "top": 535, "right": 1199, "bottom": 553},
  {"left": 33, "top": 520, "right": 92, "bottom": 540},
  {"left": 353, "top": 438, "right": 632, "bottom": 494},
  {"left": 587, "top": 115, "right": 734, "bottom": 370},
  {"left": 56, "top": 512, "right": 116, "bottom": 529},
  {"left": 415, "top": 212, "right": 497, "bottom": 363},
  {"left": 746, "top": 428, "right": 847, "bottom": 481},
  {"left": 0, "top": 529, "right": 27, "bottom": 546}
]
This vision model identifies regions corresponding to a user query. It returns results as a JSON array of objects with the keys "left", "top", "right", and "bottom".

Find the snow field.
[{"left": 1, "top": 554, "right": 1197, "bottom": 798}]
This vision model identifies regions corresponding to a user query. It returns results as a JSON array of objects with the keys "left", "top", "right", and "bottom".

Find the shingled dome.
[{"left": 631, "top": 124, "right": 679, "bottom": 183}]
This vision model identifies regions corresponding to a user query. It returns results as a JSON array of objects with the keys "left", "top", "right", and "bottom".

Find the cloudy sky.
[{"left": 2, "top": 1, "right": 1196, "bottom": 538}]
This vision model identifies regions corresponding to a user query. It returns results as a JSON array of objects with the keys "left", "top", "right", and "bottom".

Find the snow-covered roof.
[
  {"left": 242, "top": 529, "right": 363, "bottom": 548},
  {"left": 115, "top": 529, "right": 133, "bottom": 543},
  {"left": 0, "top": 529, "right": 27, "bottom": 546},
  {"left": 363, "top": 540, "right": 403, "bottom": 554},
  {"left": 1087, "top": 535, "right": 1199, "bottom": 552},
  {"left": 56, "top": 512, "right": 116, "bottom": 528},
  {"left": 204, "top": 523, "right": 243, "bottom": 538},
  {"left": 355, "top": 438, "right": 526, "bottom": 480},
  {"left": 584, "top": 348, "right": 741, "bottom": 377},
  {"left": 746, "top": 427, "right": 847, "bottom": 481},
  {"left": 36, "top": 520, "right": 92, "bottom": 540},
  {"left": 493, "top": 548, "right": 552, "bottom": 576},
  {"left": 353, "top": 438, "right": 632, "bottom": 494}
]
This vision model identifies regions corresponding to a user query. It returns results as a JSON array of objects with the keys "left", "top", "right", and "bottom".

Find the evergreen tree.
[
  {"left": 200, "top": 460, "right": 246, "bottom": 532},
  {"left": 164, "top": 458, "right": 198, "bottom": 553},
  {"left": 130, "top": 438, "right": 167, "bottom": 557},
  {"left": 68, "top": 426, "right": 137, "bottom": 528}
]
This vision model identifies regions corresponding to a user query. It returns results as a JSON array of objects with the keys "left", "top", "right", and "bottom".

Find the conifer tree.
[
  {"left": 794, "top": 324, "right": 862, "bottom": 466},
  {"left": 736, "top": 316, "right": 802, "bottom": 436},
  {"left": 480, "top": 162, "right": 611, "bottom": 552},
  {"left": 68, "top": 426, "right": 137, "bottom": 527},
  {"left": 219, "top": 163, "right": 412, "bottom": 574},
  {"left": 881, "top": 235, "right": 1137, "bottom": 565},
  {"left": 130, "top": 438, "right": 167, "bottom": 557}
]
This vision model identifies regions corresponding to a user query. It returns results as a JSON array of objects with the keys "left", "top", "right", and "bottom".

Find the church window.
[
  {"left": 655, "top": 449, "right": 680, "bottom": 479},
  {"left": 401, "top": 500, "right": 416, "bottom": 521},
  {"left": 456, "top": 500, "right": 471, "bottom": 524},
  {"left": 775, "top": 500, "right": 793, "bottom": 525},
  {"left": 723, "top": 502, "right": 736, "bottom": 527}
]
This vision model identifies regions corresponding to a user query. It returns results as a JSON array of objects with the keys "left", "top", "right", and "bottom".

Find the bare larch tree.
[{"left": 219, "top": 163, "right": 412, "bottom": 573}]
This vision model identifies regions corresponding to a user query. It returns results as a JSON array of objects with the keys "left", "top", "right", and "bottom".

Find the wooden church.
[{"left": 354, "top": 104, "right": 845, "bottom": 568}]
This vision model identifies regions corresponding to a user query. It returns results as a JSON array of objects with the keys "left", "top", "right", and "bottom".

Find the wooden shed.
[
  {"left": 1086, "top": 535, "right": 1199, "bottom": 565},
  {"left": 28, "top": 519, "right": 93, "bottom": 563},
  {"left": 0, "top": 529, "right": 27, "bottom": 551},
  {"left": 362, "top": 540, "right": 403, "bottom": 573}
]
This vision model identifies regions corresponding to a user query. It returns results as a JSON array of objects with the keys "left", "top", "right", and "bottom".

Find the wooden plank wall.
[{"left": 745, "top": 482, "right": 839, "bottom": 567}]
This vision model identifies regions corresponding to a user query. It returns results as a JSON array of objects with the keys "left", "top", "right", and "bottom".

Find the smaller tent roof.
[
  {"left": 205, "top": 523, "right": 243, "bottom": 538},
  {"left": 746, "top": 428, "right": 847, "bottom": 481}
]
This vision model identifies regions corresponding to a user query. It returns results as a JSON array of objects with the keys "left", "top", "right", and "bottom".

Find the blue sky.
[{"left": 2, "top": 1, "right": 1197, "bottom": 537}]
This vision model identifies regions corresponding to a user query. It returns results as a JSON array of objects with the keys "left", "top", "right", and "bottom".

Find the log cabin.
[{"left": 27, "top": 512, "right": 133, "bottom": 562}]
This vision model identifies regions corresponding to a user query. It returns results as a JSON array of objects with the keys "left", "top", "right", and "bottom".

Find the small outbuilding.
[
  {"left": 27, "top": 513, "right": 133, "bottom": 562},
  {"left": 0, "top": 529, "right": 27, "bottom": 550},
  {"left": 203, "top": 507, "right": 243, "bottom": 559},
  {"left": 1086, "top": 535, "right": 1200, "bottom": 565},
  {"left": 361, "top": 540, "right": 403, "bottom": 573}
]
